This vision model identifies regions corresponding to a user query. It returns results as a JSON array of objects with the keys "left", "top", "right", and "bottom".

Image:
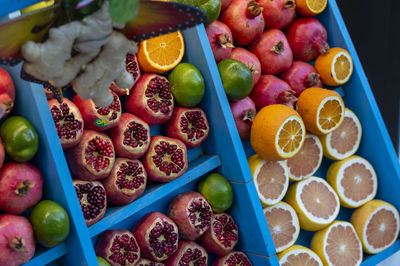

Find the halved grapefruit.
[{"left": 278, "top": 245, "right": 323, "bottom": 266}]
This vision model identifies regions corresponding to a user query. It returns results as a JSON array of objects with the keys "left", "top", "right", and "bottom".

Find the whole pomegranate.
[
  {"left": 221, "top": 0, "right": 232, "bottom": 10},
  {"left": 164, "top": 240, "right": 208, "bottom": 265},
  {"left": 229, "top": 97, "right": 256, "bottom": 140},
  {"left": 0, "top": 67, "right": 15, "bottom": 120},
  {"left": 206, "top": 20, "right": 235, "bottom": 63},
  {"left": 141, "top": 136, "right": 188, "bottom": 182},
  {"left": 220, "top": 0, "right": 265, "bottom": 46},
  {"left": 102, "top": 158, "right": 147, "bottom": 206},
  {"left": 164, "top": 107, "right": 210, "bottom": 150},
  {"left": 125, "top": 74, "right": 174, "bottom": 126},
  {"left": 285, "top": 17, "right": 329, "bottom": 61},
  {"left": 213, "top": 251, "right": 252, "bottom": 266},
  {"left": 229, "top": 48, "right": 261, "bottom": 87},
  {"left": 199, "top": 213, "right": 239, "bottom": 256},
  {"left": 95, "top": 229, "right": 141, "bottom": 266},
  {"left": 67, "top": 130, "right": 115, "bottom": 181},
  {"left": 250, "top": 29, "right": 293, "bottom": 75},
  {"left": 168, "top": 191, "right": 213, "bottom": 240},
  {"left": 48, "top": 98, "right": 84, "bottom": 149},
  {"left": 0, "top": 139, "right": 4, "bottom": 169},
  {"left": 132, "top": 212, "right": 179, "bottom": 262},
  {"left": 280, "top": 61, "right": 323, "bottom": 97},
  {"left": 73, "top": 179, "right": 107, "bottom": 226},
  {"left": 258, "top": 0, "right": 296, "bottom": 29},
  {"left": 137, "top": 258, "right": 165, "bottom": 266},
  {"left": 0, "top": 162, "right": 43, "bottom": 214},
  {"left": 250, "top": 75, "right": 297, "bottom": 110},
  {"left": 109, "top": 113, "right": 150, "bottom": 160},
  {"left": 73, "top": 90, "right": 121, "bottom": 131},
  {"left": 110, "top": 53, "right": 141, "bottom": 96}
]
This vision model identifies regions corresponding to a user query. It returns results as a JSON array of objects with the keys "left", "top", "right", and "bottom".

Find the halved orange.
[
  {"left": 295, "top": 0, "right": 328, "bottom": 16},
  {"left": 311, "top": 221, "right": 363, "bottom": 266},
  {"left": 297, "top": 87, "right": 345, "bottom": 135},
  {"left": 278, "top": 245, "right": 323, "bottom": 266},
  {"left": 351, "top": 200, "right": 400, "bottom": 254},
  {"left": 251, "top": 104, "right": 306, "bottom": 161},
  {"left": 137, "top": 31, "right": 185, "bottom": 74}
]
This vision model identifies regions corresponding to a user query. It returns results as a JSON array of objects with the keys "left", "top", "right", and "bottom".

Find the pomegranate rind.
[
  {"left": 137, "top": 257, "right": 165, "bottom": 266},
  {"left": 319, "top": 108, "right": 362, "bottom": 160},
  {"left": 110, "top": 54, "right": 141, "bottom": 96},
  {"left": 164, "top": 240, "right": 208, "bottom": 266},
  {"left": 327, "top": 155, "right": 377, "bottom": 208},
  {"left": 212, "top": 251, "right": 253, "bottom": 266},
  {"left": 351, "top": 200, "right": 400, "bottom": 254},
  {"left": 286, "top": 134, "right": 323, "bottom": 181},
  {"left": 285, "top": 176, "right": 340, "bottom": 231},
  {"left": 263, "top": 202, "right": 300, "bottom": 253},
  {"left": 311, "top": 221, "right": 362, "bottom": 266},
  {"left": 278, "top": 245, "right": 322, "bottom": 266},
  {"left": 248, "top": 154, "right": 289, "bottom": 206}
]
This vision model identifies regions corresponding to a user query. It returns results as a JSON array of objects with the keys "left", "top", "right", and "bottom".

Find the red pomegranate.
[
  {"left": 0, "top": 67, "right": 15, "bottom": 120},
  {"left": 220, "top": 0, "right": 265, "bottom": 46},
  {"left": 249, "top": 29, "right": 293, "bottom": 75},
  {"left": 229, "top": 48, "right": 261, "bottom": 87},
  {"left": 110, "top": 53, "right": 141, "bottom": 96},
  {"left": 0, "top": 139, "right": 4, "bottom": 169},
  {"left": 213, "top": 251, "right": 252, "bottom": 266},
  {"left": 285, "top": 17, "right": 329, "bottom": 61},
  {"left": 206, "top": 20, "right": 235, "bottom": 63},
  {"left": 258, "top": 0, "right": 296, "bottom": 29},
  {"left": 229, "top": 97, "right": 256, "bottom": 140},
  {"left": 164, "top": 241, "right": 208, "bottom": 266},
  {"left": 137, "top": 258, "right": 165, "bottom": 266},
  {"left": 221, "top": 0, "right": 232, "bottom": 11}
]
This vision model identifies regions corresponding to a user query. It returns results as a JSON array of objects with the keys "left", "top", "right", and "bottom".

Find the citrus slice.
[
  {"left": 137, "top": 31, "right": 185, "bottom": 74},
  {"left": 285, "top": 176, "right": 340, "bottom": 231},
  {"left": 315, "top": 47, "right": 354, "bottom": 86},
  {"left": 251, "top": 104, "right": 306, "bottom": 161},
  {"left": 248, "top": 154, "right": 289, "bottom": 206},
  {"left": 286, "top": 134, "right": 323, "bottom": 181},
  {"left": 278, "top": 245, "right": 323, "bottom": 266},
  {"left": 296, "top": 0, "right": 328, "bottom": 16},
  {"left": 351, "top": 199, "right": 400, "bottom": 254},
  {"left": 327, "top": 155, "right": 377, "bottom": 208},
  {"left": 311, "top": 221, "right": 363, "bottom": 266},
  {"left": 263, "top": 202, "right": 300, "bottom": 253},
  {"left": 297, "top": 87, "right": 345, "bottom": 135},
  {"left": 320, "top": 108, "right": 362, "bottom": 160}
]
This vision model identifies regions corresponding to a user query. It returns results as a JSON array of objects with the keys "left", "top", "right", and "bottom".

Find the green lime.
[
  {"left": 169, "top": 63, "right": 205, "bottom": 107},
  {"left": 198, "top": 173, "right": 233, "bottom": 212},
  {"left": 97, "top": 256, "right": 111, "bottom": 266},
  {"left": 0, "top": 116, "right": 39, "bottom": 162},
  {"left": 218, "top": 59, "right": 253, "bottom": 101},
  {"left": 176, "top": 0, "right": 221, "bottom": 25},
  {"left": 29, "top": 200, "right": 70, "bottom": 248}
]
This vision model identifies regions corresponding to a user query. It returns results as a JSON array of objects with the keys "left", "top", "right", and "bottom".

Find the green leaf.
[
  {"left": 63, "top": 0, "right": 104, "bottom": 21},
  {"left": 108, "top": 0, "right": 139, "bottom": 24}
]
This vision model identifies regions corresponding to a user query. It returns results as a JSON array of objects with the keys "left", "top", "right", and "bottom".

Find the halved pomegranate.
[
  {"left": 48, "top": 98, "right": 84, "bottom": 149},
  {"left": 164, "top": 107, "right": 210, "bottom": 150},
  {"left": 164, "top": 240, "right": 208, "bottom": 265},
  {"left": 213, "top": 251, "right": 252, "bottom": 266},
  {"left": 141, "top": 136, "right": 188, "bottom": 182},
  {"left": 110, "top": 53, "right": 141, "bottom": 96},
  {"left": 137, "top": 257, "right": 165, "bottom": 266}
]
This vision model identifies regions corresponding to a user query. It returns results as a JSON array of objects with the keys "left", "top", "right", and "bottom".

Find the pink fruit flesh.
[
  {"left": 132, "top": 212, "right": 179, "bottom": 262},
  {"left": 249, "top": 29, "right": 293, "bottom": 75},
  {"left": 213, "top": 251, "right": 252, "bottom": 266},
  {"left": 250, "top": 75, "right": 297, "bottom": 110},
  {"left": 0, "top": 67, "right": 15, "bottom": 120},
  {"left": 164, "top": 107, "right": 210, "bottom": 150},
  {"left": 49, "top": 98, "right": 84, "bottom": 149},
  {"left": 0, "top": 162, "right": 43, "bottom": 215},
  {"left": 73, "top": 90, "right": 121, "bottom": 131},
  {"left": 258, "top": 0, "right": 296, "bottom": 29},
  {"left": 221, "top": 0, "right": 232, "bottom": 10},
  {"left": 110, "top": 53, "right": 141, "bottom": 96},
  {"left": 109, "top": 113, "right": 150, "bottom": 160},
  {"left": 206, "top": 20, "right": 235, "bottom": 63},
  {"left": 229, "top": 97, "right": 256, "bottom": 140},
  {"left": 285, "top": 17, "right": 330, "bottom": 61},
  {"left": 103, "top": 158, "right": 147, "bottom": 206},
  {"left": 164, "top": 240, "right": 208, "bottom": 266},
  {"left": 0, "top": 215, "right": 35, "bottom": 266},
  {"left": 73, "top": 180, "right": 107, "bottom": 226},
  {"left": 125, "top": 74, "right": 174, "bottom": 126},
  {"left": 137, "top": 257, "right": 165, "bottom": 266},
  {"left": 67, "top": 130, "right": 115, "bottom": 181},
  {"left": 280, "top": 61, "right": 323, "bottom": 97},
  {"left": 141, "top": 136, "right": 188, "bottom": 182},
  {"left": 220, "top": 0, "right": 265, "bottom": 46},
  {"left": 95, "top": 229, "right": 140, "bottom": 266},
  {"left": 199, "top": 213, "right": 239, "bottom": 256},
  {"left": 229, "top": 48, "right": 261, "bottom": 86},
  {"left": 168, "top": 191, "right": 213, "bottom": 240}
]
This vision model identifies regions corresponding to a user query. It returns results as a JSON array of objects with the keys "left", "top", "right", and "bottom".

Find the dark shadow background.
[{"left": 336, "top": 0, "right": 400, "bottom": 152}]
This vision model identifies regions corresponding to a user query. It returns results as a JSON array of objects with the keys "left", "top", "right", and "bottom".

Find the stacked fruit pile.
[
  {"left": 0, "top": 67, "right": 70, "bottom": 266},
  {"left": 47, "top": 32, "right": 211, "bottom": 227},
  {"left": 94, "top": 173, "right": 253, "bottom": 266}
]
